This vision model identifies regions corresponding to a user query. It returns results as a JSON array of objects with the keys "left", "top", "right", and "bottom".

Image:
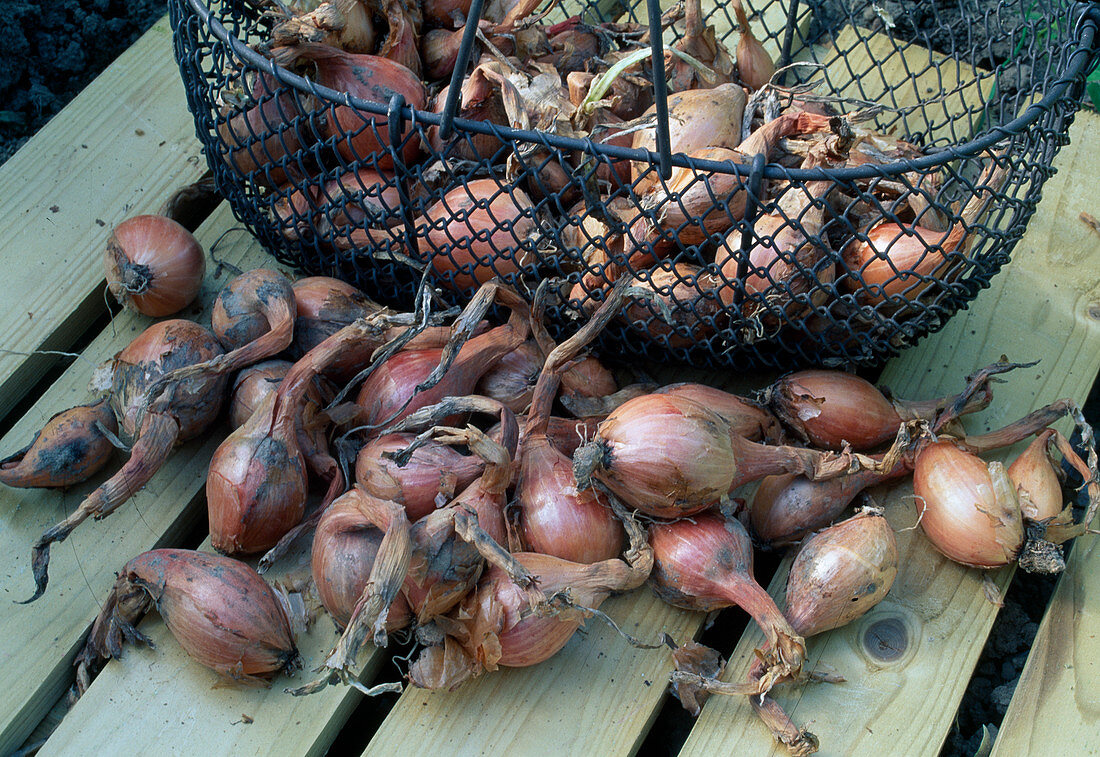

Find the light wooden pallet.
[{"left": 1, "top": 6, "right": 1098, "bottom": 757}]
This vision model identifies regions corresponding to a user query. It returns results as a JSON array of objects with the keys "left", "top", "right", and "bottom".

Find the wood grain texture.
[
  {"left": 364, "top": 592, "right": 700, "bottom": 757},
  {"left": 987, "top": 112, "right": 1100, "bottom": 756},
  {"left": 0, "top": 15, "right": 205, "bottom": 422},
  {"left": 39, "top": 540, "right": 386, "bottom": 757},
  {"left": 678, "top": 109, "right": 1100, "bottom": 757},
  {"left": 823, "top": 25, "right": 993, "bottom": 143},
  {"left": 0, "top": 205, "right": 281, "bottom": 754}
]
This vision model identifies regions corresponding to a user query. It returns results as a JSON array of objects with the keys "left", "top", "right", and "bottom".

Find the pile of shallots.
[
  {"left": 6, "top": 221, "right": 1097, "bottom": 752},
  {"left": 215, "top": 0, "right": 1003, "bottom": 349}
]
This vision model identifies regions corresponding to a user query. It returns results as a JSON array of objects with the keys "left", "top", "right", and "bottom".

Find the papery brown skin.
[
  {"left": 210, "top": 268, "right": 296, "bottom": 353},
  {"left": 656, "top": 383, "right": 783, "bottom": 443},
  {"left": 312, "top": 490, "right": 414, "bottom": 629},
  {"left": 109, "top": 319, "right": 228, "bottom": 440},
  {"left": 271, "top": 0, "right": 377, "bottom": 54},
  {"left": 631, "top": 84, "right": 748, "bottom": 196},
  {"left": 355, "top": 432, "right": 486, "bottom": 521},
  {"left": 913, "top": 441, "right": 1024, "bottom": 568},
  {"left": 409, "top": 550, "right": 650, "bottom": 689},
  {"left": 75, "top": 549, "right": 299, "bottom": 689},
  {"left": 476, "top": 341, "right": 541, "bottom": 412},
  {"left": 355, "top": 323, "right": 524, "bottom": 427},
  {"left": 666, "top": 0, "right": 736, "bottom": 91},
  {"left": 1008, "top": 430, "right": 1065, "bottom": 523},
  {"left": 426, "top": 67, "right": 509, "bottom": 160},
  {"left": 518, "top": 435, "right": 624, "bottom": 563},
  {"left": 750, "top": 465, "right": 898, "bottom": 547},
  {"left": 768, "top": 370, "right": 904, "bottom": 450},
  {"left": 290, "top": 276, "right": 386, "bottom": 380},
  {"left": 573, "top": 392, "right": 844, "bottom": 519},
  {"left": 620, "top": 263, "right": 721, "bottom": 348},
  {"left": 732, "top": 0, "right": 776, "bottom": 90},
  {"left": 105, "top": 215, "right": 206, "bottom": 317},
  {"left": 272, "top": 43, "right": 426, "bottom": 167},
  {"left": 208, "top": 391, "right": 309, "bottom": 555},
  {"left": 784, "top": 510, "right": 898, "bottom": 636},
  {"left": 285, "top": 167, "right": 403, "bottom": 239},
  {"left": 216, "top": 70, "right": 316, "bottom": 187},
  {"left": 229, "top": 360, "right": 293, "bottom": 430},
  {"left": 0, "top": 399, "right": 119, "bottom": 488},
  {"left": 376, "top": 0, "right": 423, "bottom": 77},
  {"left": 648, "top": 512, "right": 804, "bottom": 675}
]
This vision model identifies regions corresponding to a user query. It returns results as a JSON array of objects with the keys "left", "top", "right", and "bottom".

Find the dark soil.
[{"left": 0, "top": 0, "right": 165, "bottom": 166}]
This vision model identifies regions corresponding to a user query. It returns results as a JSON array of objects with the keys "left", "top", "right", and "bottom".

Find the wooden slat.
[
  {"left": 0, "top": 15, "right": 205, "bottom": 422},
  {"left": 823, "top": 25, "right": 993, "bottom": 143},
  {"left": 986, "top": 115, "right": 1100, "bottom": 755},
  {"left": 39, "top": 540, "right": 387, "bottom": 757},
  {"left": 0, "top": 205, "right": 280, "bottom": 753},
  {"left": 679, "top": 110, "right": 1100, "bottom": 756},
  {"left": 365, "top": 594, "right": 699, "bottom": 757}
]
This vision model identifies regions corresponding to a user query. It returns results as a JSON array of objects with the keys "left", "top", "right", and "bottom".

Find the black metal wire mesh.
[{"left": 169, "top": 0, "right": 1100, "bottom": 369}]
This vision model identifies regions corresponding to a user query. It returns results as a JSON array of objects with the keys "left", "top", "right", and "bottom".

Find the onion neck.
[{"left": 728, "top": 435, "right": 860, "bottom": 490}]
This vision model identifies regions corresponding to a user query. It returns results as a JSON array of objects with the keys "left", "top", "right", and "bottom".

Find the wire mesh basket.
[{"left": 169, "top": 0, "right": 1100, "bottom": 369}]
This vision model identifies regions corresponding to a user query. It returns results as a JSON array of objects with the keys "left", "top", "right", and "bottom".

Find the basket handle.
[
  {"left": 438, "top": 0, "right": 488, "bottom": 141},
  {"left": 645, "top": 0, "right": 673, "bottom": 181},
  {"left": 386, "top": 94, "right": 421, "bottom": 261}
]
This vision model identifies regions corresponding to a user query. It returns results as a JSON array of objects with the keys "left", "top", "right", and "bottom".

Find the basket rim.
[{"left": 181, "top": 0, "right": 1098, "bottom": 182}]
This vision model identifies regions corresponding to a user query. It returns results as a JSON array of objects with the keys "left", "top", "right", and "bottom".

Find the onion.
[
  {"left": 273, "top": 43, "right": 426, "bottom": 167},
  {"left": 216, "top": 70, "right": 318, "bottom": 187},
  {"left": 207, "top": 312, "right": 406, "bottom": 555},
  {"left": 749, "top": 464, "right": 900, "bottom": 547},
  {"left": 409, "top": 545, "right": 652, "bottom": 690},
  {"left": 767, "top": 368, "right": 998, "bottom": 451},
  {"left": 28, "top": 320, "right": 228, "bottom": 601},
  {"left": 842, "top": 162, "right": 1007, "bottom": 306},
  {"left": 1008, "top": 430, "right": 1064, "bottom": 523},
  {"left": 476, "top": 341, "right": 542, "bottom": 412},
  {"left": 0, "top": 398, "right": 118, "bottom": 488},
  {"left": 649, "top": 511, "right": 805, "bottom": 687},
  {"left": 630, "top": 83, "right": 748, "bottom": 196},
  {"left": 656, "top": 383, "right": 783, "bottom": 443},
  {"left": 313, "top": 488, "right": 414, "bottom": 630},
  {"left": 634, "top": 112, "right": 833, "bottom": 250},
  {"left": 422, "top": 0, "right": 472, "bottom": 28},
  {"left": 355, "top": 432, "right": 486, "bottom": 521},
  {"left": 75, "top": 549, "right": 299, "bottom": 693},
  {"left": 912, "top": 441, "right": 1028, "bottom": 569},
  {"left": 290, "top": 276, "right": 387, "bottom": 380},
  {"left": 401, "top": 410, "right": 519, "bottom": 621},
  {"left": 573, "top": 392, "right": 864, "bottom": 519},
  {"left": 768, "top": 370, "right": 906, "bottom": 450},
  {"left": 783, "top": 509, "right": 898, "bottom": 637},
  {"left": 619, "top": 262, "right": 721, "bottom": 348},
  {"left": 517, "top": 283, "right": 631, "bottom": 563},
  {"left": 732, "top": 0, "right": 775, "bottom": 89},
  {"left": 105, "top": 215, "right": 205, "bottom": 317},
  {"left": 426, "top": 66, "right": 509, "bottom": 160},
  {"left": 344, "top": 180, "right": 537, "bottom": 291},
  {"left": 272, "top": 0, "right": 377, "bottom": 53},
  {"left": 355, "top": 284, "right": 530, "bottom": 427},
  {"left": 208, "top": 269, "right": 297, "bottom": 374},
  {"left": 229, "top": 360, "right": 293, "bottom": 430},
  {"left": 375, "top": 0, "right": 423, "bottom": 76}
]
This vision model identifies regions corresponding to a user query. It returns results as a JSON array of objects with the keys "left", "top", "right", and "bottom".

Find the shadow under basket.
[{"left": 169, "top": 0, "right": 1100, "bottom": 369}]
